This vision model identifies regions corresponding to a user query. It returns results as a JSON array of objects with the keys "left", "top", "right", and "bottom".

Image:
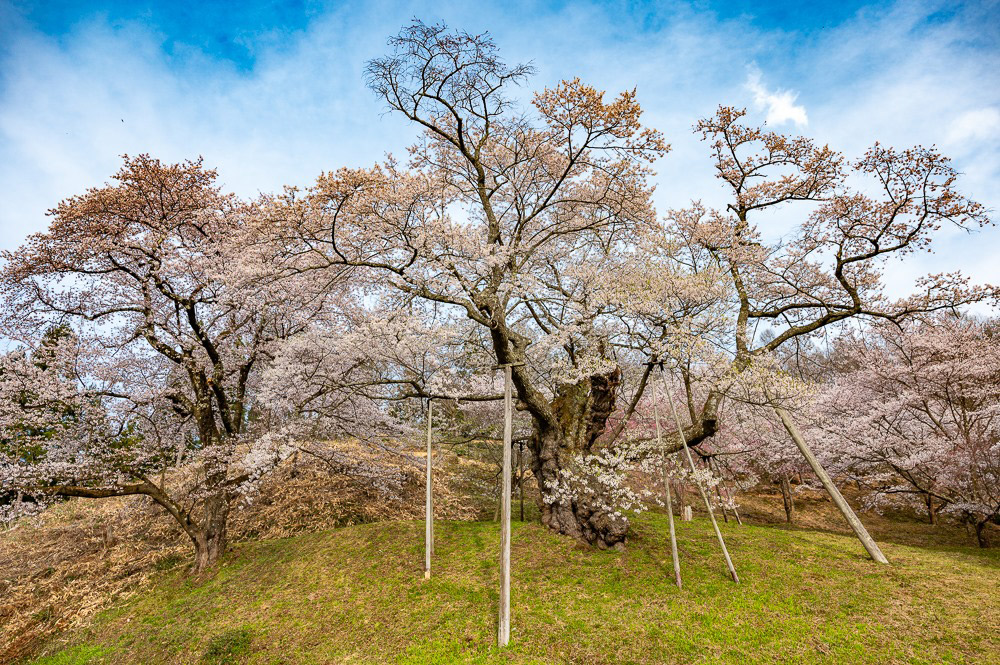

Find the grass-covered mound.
[{"left": 29, "top": 514, "right": 1000, "bottom": 664}]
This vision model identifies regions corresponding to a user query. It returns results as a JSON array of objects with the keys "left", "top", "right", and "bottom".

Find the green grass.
[{"left": 28, "top": 515, "right": 1000, "bottom": 664}]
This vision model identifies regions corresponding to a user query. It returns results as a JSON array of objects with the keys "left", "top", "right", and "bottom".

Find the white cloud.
[
  {"left": 744, "top": 64, "right": 808, "bottom": 127},
  {"left": 0, "top": 0, "right": 997, "bottom": 303},
  {"left": 945, "top": 107, "right": 1000, "bottom": 145}
]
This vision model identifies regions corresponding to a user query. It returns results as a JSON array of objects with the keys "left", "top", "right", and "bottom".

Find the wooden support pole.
[
  {"left": 659, "top": 368, "right": 740, "bottom": 584},
  {"left": 518, "top": 441, "right": 525, "bottom": 522},
  {"left": 726, "top": 483, "right": 743, "bottom": 526},
  {"left": 425, "top": 399, "right": 433, "bottom": 579},
  {"left": 653, "top": 397, "right": 682, "bottom": 589},
  {"left": 497, "top": 363, "right": 516, "bottom": 647},
  {"left": 772, "top": 404, "right": 888, "bottom": 564}
]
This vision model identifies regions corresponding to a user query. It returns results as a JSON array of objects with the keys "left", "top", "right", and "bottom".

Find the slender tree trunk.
[
  {"left": 518, "top": 442, "right": 525, "bottom": 522},
  {"left": 925, "top": 494, "right": 936, "bottom": 525},
  {"left": 673, "top": 479, "right": 688, "bottom": 516},
  {"left": 780, "top": 475, "right": 794, "bottom": 524}
]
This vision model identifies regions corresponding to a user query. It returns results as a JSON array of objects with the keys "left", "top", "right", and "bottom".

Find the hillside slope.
[{"left": 26, "top": 514, "right": 1000, "bottom": 665}]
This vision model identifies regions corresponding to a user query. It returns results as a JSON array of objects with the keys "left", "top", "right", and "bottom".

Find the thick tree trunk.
[
  {"left": 191, "top": 492, "right": 229, "bottom": 573},
  {"left": 529, "top": 368, "right": 628, "bottom": 549},
  {"left": 531, "top": 429, "right": 629, "bottom": 549},
  {"left": 925, "top": 494, "right": 937, "bottom": 525},
  {"left": 523, "top": 366, "right": 722, "bottom": 549},
  {"left": 975, "top": 520, "right": 991, "bottom": 548},
  {"left": 780, "top": 475, "right": 795, "bottom": 523}
]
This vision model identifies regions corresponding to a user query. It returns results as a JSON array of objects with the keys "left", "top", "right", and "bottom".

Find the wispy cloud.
[
  {"left": 945, "top": 107, "right": 1000, "bottom": 144},
  {"left": 0, "top": 0, "right": 997, "bottom": 300},
  {"left": 744, "top": 64, "right": 808, "bottom": 127}
]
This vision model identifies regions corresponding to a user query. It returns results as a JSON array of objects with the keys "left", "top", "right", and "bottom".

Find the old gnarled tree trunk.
[
  {"left": 529, "top": 367, "right": 629, "bottom": 549},
  {"left": 528, "top": 371, "right": 722, "bottom": 549}
]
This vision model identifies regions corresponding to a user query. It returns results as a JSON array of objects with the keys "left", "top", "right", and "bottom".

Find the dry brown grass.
[
  {"left": 0, "top": 441, "right": 488, "bottom": 664},
  {"left": 735, "top": 484, "right": 990, "bottom": 548}
]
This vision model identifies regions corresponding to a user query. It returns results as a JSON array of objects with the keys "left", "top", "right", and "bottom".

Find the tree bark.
[
  {"left": 925, "top": 493, "right": 936, "bottom": 525},
  {"left": 975, "top": 520, "right": 991, "bottom": 548},
  {"left": 529, "top": 367, "right": 629, "bottom": 549},
  {"left": 780, "top": 475, "right": 794, "bottom": 523},
  {"left": 191, "top": 491, "right": 229, "bottom": 573},
  {"left": 518, "top": 442, "right": 525, "bottom": 522},
  {"left": 518, "top": 358, "right": 722, "bottom": 549},
  {"left": 673, "top": 479, "right": 688, "bottom": 515}
]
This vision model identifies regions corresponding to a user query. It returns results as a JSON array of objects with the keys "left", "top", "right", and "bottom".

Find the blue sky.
[{"left": 1, "top": 0, "right": 999, "bottom": 302}]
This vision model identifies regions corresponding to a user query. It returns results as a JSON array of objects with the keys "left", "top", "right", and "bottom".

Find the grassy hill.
[{"left": 26, "top": 513, "right": 1000, "bottom": 665}]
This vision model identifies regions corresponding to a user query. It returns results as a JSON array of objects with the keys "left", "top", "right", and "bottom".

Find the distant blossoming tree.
[
  {"left": 0, "top": 156, "right": 337, "bottom": 571},
  {"left": 812, "top": 317, "right": 1000, "bottom": 546}
]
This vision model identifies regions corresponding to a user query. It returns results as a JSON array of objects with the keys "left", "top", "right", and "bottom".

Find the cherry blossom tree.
[
  {"left": 258, "top": 21, "right": 995, "bottom": 550},
  {"left": 0, "top": 155, "right": 336, "bottom": 571},
  {"left": 658, "top": 106, "right": 995, "bottom": 446},
  {"left": 262, "top": 21, "right": 673, "bottom": 548},
  {"left": 812, "top": 317, "right": 1000, "bottom": 546}
]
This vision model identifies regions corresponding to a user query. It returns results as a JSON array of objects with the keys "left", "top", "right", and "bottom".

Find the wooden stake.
[
  {"left": 498, "top": 364, "right": 513, "bottom": 646},
  {"left": 660, "top": 368, "right": 740, "bottom": 583},
  {"left": 424, "top": 399, "right": 433, "bottom": 579},
  {"left": 772, "top": 404, "right": 888, "bottom": 564},
  {"left": 653, "top": 397, "right": 682, "bottom": 589},
  {"left": 518, "top": 441, "right": 525, "bottom": 522}
]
